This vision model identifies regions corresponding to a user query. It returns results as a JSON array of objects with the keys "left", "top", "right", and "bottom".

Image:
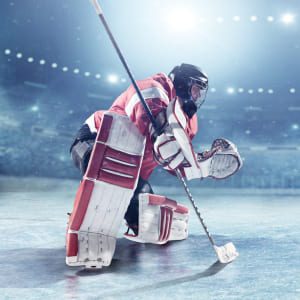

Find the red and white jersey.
[{"left": 85, "top": 73, "right": 198, "bottom": 180}]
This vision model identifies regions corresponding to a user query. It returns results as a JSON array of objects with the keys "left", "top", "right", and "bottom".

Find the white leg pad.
[
  {"left": 169, "top": 210, "right": 189, "bottom": 241},
  {"left": 78, "top": 232, "right": 116, "bottom": 267},
  {"left": 124, "top": 193, "right": 189, "bottom": 244},
  {"left": 66, "top": 113, "right": 145, "bottom": 269}
]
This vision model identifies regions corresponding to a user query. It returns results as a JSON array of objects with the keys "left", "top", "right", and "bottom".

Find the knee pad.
[{"left": 124, "top": 193, "right": 189, "bottom": 244}]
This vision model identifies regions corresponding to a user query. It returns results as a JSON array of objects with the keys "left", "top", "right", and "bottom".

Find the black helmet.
[{"left": 169, "top": 63, "right": 209, "bottom": 118}]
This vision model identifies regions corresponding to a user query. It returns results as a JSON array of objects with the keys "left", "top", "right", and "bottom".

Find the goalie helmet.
[{"left": 169, "top": 63, "right": 209, "bottom": 118}]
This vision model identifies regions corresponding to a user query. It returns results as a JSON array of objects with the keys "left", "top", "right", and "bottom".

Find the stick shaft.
[
  {"left": 94, "top": 5, "right": 159, "bottom": 133},
  {"left": 175, "top": 169, "right": 216, "bottom": 247}
]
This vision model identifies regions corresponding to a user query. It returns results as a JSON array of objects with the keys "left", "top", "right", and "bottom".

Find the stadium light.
[
  {"left": 281, "top": 13, "right": 295, "bottom": 24},
  {"left": 227, "top": 87, "right": 235, "bottom": 94},
  {"left": 4, "top": 49, "right": 11, "bottom": 55},
  {"left": 107, "top": 74, "right": 119, "bottom": 84},
  {"left": 31, "top": 105, "right": 39, "bottom": 112}
]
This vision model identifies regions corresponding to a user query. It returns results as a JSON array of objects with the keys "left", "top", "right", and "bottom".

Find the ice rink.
[{"left": 0, "top": 176, "right": 299, "bottom": 300}]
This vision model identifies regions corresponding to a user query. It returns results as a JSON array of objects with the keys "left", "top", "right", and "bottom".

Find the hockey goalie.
[{"left": 66, "top": 63, "right": 243, "bottom": 269}]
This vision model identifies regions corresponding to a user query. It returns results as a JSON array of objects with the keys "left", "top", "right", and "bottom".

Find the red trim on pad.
[
  {"left": 96, "top": 146, "right": 141, "bottom": 189},
  {"left": 97, "top": 114, "right": 113, "bottom": 143},
  {"left": 175, "top": 204, "right": 189, "bottom": 214},
  {"left": 86, "top": 143, "right": 106, "bottom": 179},
  {"left": 148, "top": 194, "right": 177, "bottom": 210},
  {"left": 102, "top": 158, "right": 138, "bottom": 177},
  {"left": 105, "top": 147, "right": 141, "bottom": 166},
  {"left": 159, "top": 207, "right": 173, "bottom": 242},
  {"left": 69, "top": 179, "right": 94, "bottom": 231},
  {"left": 98, "top": 169, "right": 136, "bottom": 189},
  {"left": 66, "top": 233, "right": 78, "bottom": 257}
]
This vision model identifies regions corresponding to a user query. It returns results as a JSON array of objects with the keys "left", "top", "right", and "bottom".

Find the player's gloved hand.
[
  {"left": 153, "top": 133, "right": 185, "bottom": 170},
  {"left": 197, "top": 138, "right": 243, "bottom": 179}
]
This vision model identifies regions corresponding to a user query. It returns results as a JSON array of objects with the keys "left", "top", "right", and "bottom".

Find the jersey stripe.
[
  {"left": 125, "top": 87, "right": 170, "bottom": 117},
  {"left": 85, "top": 113, "right": 97, "bottom": 133}
]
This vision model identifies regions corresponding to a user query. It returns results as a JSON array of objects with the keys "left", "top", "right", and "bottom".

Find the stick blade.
[{"left": 214, "top": 242, "right": 239, "bottom": 264}]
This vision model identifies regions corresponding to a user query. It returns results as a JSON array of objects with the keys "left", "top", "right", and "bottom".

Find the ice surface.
[{"left": 0, "top": 176, "right": 300, "bottom": 299}]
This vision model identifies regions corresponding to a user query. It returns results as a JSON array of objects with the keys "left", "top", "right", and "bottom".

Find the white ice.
[{"left": 0, "top": 176, "right": 299, "bottom": 300}]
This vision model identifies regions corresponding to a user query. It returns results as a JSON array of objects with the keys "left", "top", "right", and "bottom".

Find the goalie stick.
[{"left": 90, "top": 0, "right": 238, "bottom": 264}]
